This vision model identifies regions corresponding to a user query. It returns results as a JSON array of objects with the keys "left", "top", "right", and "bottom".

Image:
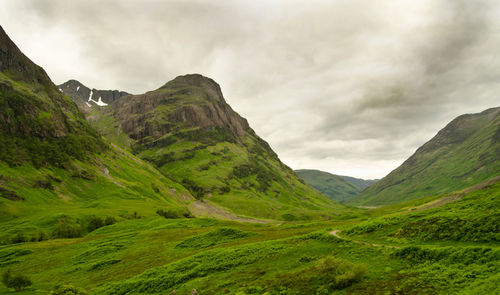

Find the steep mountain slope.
[
  {"left": 295, "top": 169, "right": 376, "bottom": 203},
  {"left": 350, "top": 107, "right": 500, "bottom": 206},
  {"left": 58, "top": 79, "right": 130, "bottom": 108},
  {"left": 0, "top": 26, "right": 194, "bottom": 243},
  {"left": 81, "top": 74, "right": 342, "bottom": 220},
  {"left": 0, "top": 26, "right": 104, "bottom": 167}
]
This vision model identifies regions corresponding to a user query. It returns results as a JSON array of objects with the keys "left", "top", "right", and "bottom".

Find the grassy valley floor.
[{"left": 0, "top": 182, "right": 498, "bottom": 295}]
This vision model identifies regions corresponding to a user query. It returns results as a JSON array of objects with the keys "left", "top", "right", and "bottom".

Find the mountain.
[
  {"left": 64, "top": 74, "right": 342, "bottom": 220},
  {"left": 58, "top": 79, "right": 130, "bottom": 109},
  {"left": 341, "top": 175, "right": 378, "bottom": 189},
  {"left": 349, "top": 107, "right": 500, "bottom": 206},
  {"left": 295, "top": 169, "right": 377, "bottom": 203},
  {"left": 0, "top": 25, "right": 194, "bottom": 243}
]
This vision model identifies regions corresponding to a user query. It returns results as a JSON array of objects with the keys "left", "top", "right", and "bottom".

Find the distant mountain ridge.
[
  {"left": 295, "top": 169, "right": 377, "bottom": 203},
  {"left": 58, "top": 79, "right": 130, "bottom": 108},
  {"left": 341, "top": 175, "right": 378, "bottom": 189},
  {"left": 349, "top": 106, "right": 500, "bottom": 206}
]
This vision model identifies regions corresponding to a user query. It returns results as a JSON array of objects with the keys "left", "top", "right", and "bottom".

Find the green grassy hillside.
[
  {"left": 0, "top": 144, "right": 194, "bottom": 245},
  {"left": 0, "top": 26, "right": 194, "bottom": 245},
  {"left": 350, "top": 107, "right": 500, "bottom": 206},
  {"left": 342, "top": 175, "right": 500, "bottom": 245},
  {"left": 295, "top": 169, "right": 375, "bottom": 203}
]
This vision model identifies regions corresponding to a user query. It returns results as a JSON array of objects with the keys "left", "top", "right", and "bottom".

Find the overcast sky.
[{"left": 1, "top": 0, "right": 499, "bottom": 179}]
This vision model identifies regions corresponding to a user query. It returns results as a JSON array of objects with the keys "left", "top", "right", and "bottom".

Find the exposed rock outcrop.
[{"left": 112, "top": 74, "right": 249, "bottom": 142}]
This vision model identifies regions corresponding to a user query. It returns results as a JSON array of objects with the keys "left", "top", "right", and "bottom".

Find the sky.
[{"left": 1, "top": 0, "right": 500, "bottom": 179}]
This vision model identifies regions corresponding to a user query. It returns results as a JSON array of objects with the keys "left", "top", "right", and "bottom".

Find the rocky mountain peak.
[
  {"left": 113, "top": 74, "right": 249, "bottom": 142},
  {"left": 59, "top": 80, "right": 130, "bottom": 109},
  {"left": 159, "top": 74, "right": 226, "bottom": 103}
]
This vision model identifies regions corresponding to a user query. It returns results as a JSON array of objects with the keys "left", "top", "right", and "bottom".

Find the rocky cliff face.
[
  {"left": 0, "top": 25, "right": 87, "bottom": 138},
  {"left": 59, "top": 79, "right": 130, "bottom": 108},
  {"left": 112, "top": 74, "right": 249, "bottom": 142},
  {"left": 0, "top": 26, "right": 52, "bottom": 86}
]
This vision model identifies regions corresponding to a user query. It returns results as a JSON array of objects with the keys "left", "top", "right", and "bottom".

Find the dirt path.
[
  {"left": 189, "top": 200, "right": 276, "bottom": 224},
  {"left": 329, "top": 230, "right": 400, "bottom": 249}
]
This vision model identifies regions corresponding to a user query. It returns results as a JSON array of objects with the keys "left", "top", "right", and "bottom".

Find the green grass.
[
  {"left": 175, "top": 228, "right": 256, "bottom": 249},
  {"left": 0, "top": 144, "right": 194, "bottom": 245},
  {"left": 2, "top": 216, "right": 495, "bottom": 294},
  {"left": 0, "top": 187, "right": 497, "bottom": 295},
  {"left": 342, "top": 180, "right": 500, "bottom": 245}
]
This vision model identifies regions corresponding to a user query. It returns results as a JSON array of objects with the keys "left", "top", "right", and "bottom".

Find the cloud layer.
[{"left": 2, "top": 0, "right": 499, "bottom": 178}]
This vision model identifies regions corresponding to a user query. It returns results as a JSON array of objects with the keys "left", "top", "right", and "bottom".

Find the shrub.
[
  {"left": 281, "top": 213, "right": 298, "bottom": 221},
  {"left": 104, "top": 216, "right": 117, "bottom": 226},
  {"left": 151, "top": 184, "right": 160, "bottom": 193},
  {"left": 219, "top": 186, "right": 230, "bottom": 194},
  {"left": 50, "top": 284, "right": 88, "bottom": 295},
  {"left": 2, "top": 269, "right": 32, "bottom": 291},
  {"left": 87, "top": 216, "right": 104, "bottom": 232},
  {"left": 275, "top": 256, "right": 366, "bottom": 293},
  {"left": 37, "top": 231, "right": 49, "bottom": 242},
  {"left": 314, "top": 256, "right": 366, "bottom": 289},
  {"left": 156, "top": 208, "right": 193, "bottom": 219},
  {"left": 299, "top": 255, "right": 315, "bottom": 263},
  {"left": 11, "top": 233, "right": 27, "bottom": 244},
  {"left": 0, "top": 186, "right": 24, "bottom": 201},
  {"left": 86, "top": 216, "right": 116, "bottom": 232},
  {"left": 181, "top": 179, "right": 205, "bottom": 199},
  {"left": 52, "top": 220, "right": 83, "bottom": 239}
]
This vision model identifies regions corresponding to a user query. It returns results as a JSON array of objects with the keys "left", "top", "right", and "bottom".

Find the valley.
[{"left": 0, "top": 24, "right": 498, "bottom": 295}]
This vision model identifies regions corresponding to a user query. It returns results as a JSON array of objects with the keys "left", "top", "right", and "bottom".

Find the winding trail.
[{"left": 329, "top": 230, "right": 400, "bottom": 249}]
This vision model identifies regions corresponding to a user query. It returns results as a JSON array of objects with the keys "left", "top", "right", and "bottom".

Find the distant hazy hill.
[
  {"left": 349, "top": 107, "right": 500, "bottom": 206},
  {"left": 341, "top": 175, "right": 378, "bottom": 189},
  {"left": 295, "top": 169, "right": 377, "bottom": 203}
]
